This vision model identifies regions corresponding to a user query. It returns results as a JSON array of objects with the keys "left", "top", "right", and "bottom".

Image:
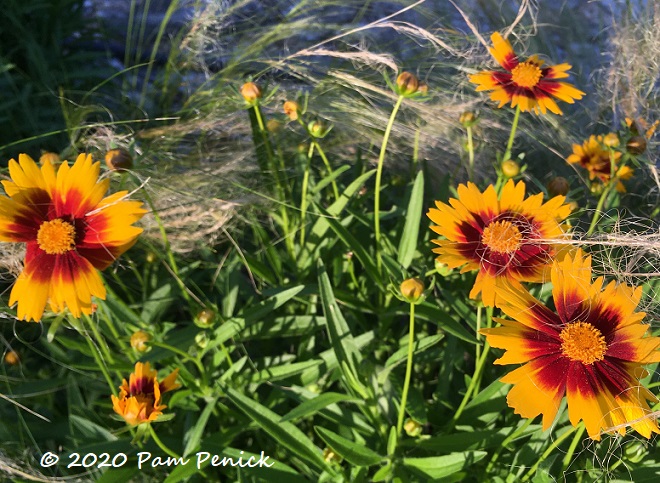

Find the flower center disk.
[
  {"left": 559, "top": 321, "right": 607, "bottom": 365},
  {"left": 511, "top": 62, "right": 542, "bottom": 88},
  {"left": 37, "top": 219, "right": 76, "bottom": 255},
  {"left": 481, "top": 220, "right": 522, "bottom": 254}
]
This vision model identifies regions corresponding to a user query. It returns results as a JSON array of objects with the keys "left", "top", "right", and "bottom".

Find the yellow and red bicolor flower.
[
  {"left": 566, "top": 135, "right": 633, "bottom": 192},
  {"left": 427, "top": 179, "right": 571, "bottom": 307},
  {"left": 481, "top": 250, "right": 660, "bottom": 440},
  {"left": 469, "top": 32, "right": 585, "bottom": 115},
  {"left": 0, "top": 153, "right": 146, "bottom": 322},
  {"left": 111, "top": 362, "right": 180, "bottom": 426}
]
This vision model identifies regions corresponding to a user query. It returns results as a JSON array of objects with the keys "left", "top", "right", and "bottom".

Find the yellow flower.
[
  {"left": 427, "top": 180, "right": 571, "bottom": 307},
  {"left": 481, "top": 250, "right": 660, "bottom": 440},
  {"left": 111, "top": 362, "right": 180, "bottom": 426},
  {"left": 566, "top": 135, "right": 632, "bottom": 192},
  {"left": 469, "top": 32, "right": 584, "bottom": 115},
  {"left": 0, "top": 154, "right": 146, "bottom": 322},
  {"left": 283, "top": 101, "right": 300, "bottom": 121},
  {"left": 240, "top": 82, "right": 262, "bottom": 103}
]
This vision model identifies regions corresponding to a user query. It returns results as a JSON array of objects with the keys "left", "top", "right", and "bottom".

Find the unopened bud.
[
  {"left": 283, "top": 101, "right": 300, "bottom": 121},
  {"left": 435, "top": 260, "right": 452, "bottom": 276},
  {"left": 602, "top": 133, "right": 620, "bottom": 148},
  {"left": 590, "top": 181, "right": 604, "bottom": 195},
  {"left": 626, "top": 136, "right": 647, "bottom": 155},
  {"left": 568, "top": 200, "right": 579, "bottom": 212},
  {"left": 240, "top": 82, "right": 262, "bottom": 103},
  {"left": 266, "top": 119, "right": 282, "bottom": 133},
  {"left": 195, "top": 308, "right": 216, "bottom": 328},
  {"left": 308, "top": 120, "right": 325, "bottom": 138},
  {"left": 400, "top": 278, "right": 424, "bottom": 302},
  {"left": 501, "top": 159, "right": 520, "bottom": 178},
  {"left": 403, "top": 419, "right": 423, "bottom": 437},
  {"left": 459, "top": 112, "right": 476, "bottom": 127},
  {"left": 39, "top": 152, "right": 60, "bottom": 166},
  {"left": 396, "top": 72, "right": 419, "bottom": 96},
  {"left": 105, "top": 148, "right": 133, "bottom": 171},
  {"left": 323, "top": 448, "right": 342, "bottom": 463},
  {"left": 547, "top": 176, "right": 570, "bottom": 197},
  {"left": 4, "top": 350, "right": 19, "bottom": 366},
  {"left": 130, "top": 331, "right": 150, "bottom": 352},
  {"left": 195, "top": 331, "right": 209, "bottom": 349},
  {"left": 146, "top": 252, "right": 157, "bottom": 263}
]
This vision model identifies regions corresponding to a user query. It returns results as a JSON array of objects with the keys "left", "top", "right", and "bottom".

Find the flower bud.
[
  {"left": 266, "top": 119, "right": 282, "bottom": 133},
  {"left": 105, "top": 148, "right": 133, "bottom": 171},
  {"left": 130, "top": 331, "right": 150, "bottom": 352},
  {"left": 4, "top": 350, "right": 19, "bottom": 366},
  {"left": 396, "top": 72, "right": 419, "bottom": 96},
  {"left": 417, "top": 82, "right": 428, "bottom": 95},
  {"left": 501, "top": 159, "right": 520, "bottom": 178},
  {"left": 459, "top": 111, "right": 476, "bottom": 127},
  {"left": 195, "top": 308, "right": 216, "bottom": 328},
  {"left": 283, "top": 101, "right": 300, "bottom": 121},
  {"left": 308, "top": 120, "right": 325, "bottom": 138},
  {"left": 568, "top": 200, "right": 579, "bottom": 213},
  {"left": 547, "top": 176, "right": 569, "bottom": 197},
  {"left": 435, "top": 260, "right": 452, "bottom": 276},
  {"left": 400, "top": 278, "right": 424, "bottom": 302},
  {"left": 39, "top": 152, "right": 60, "bottom": 166},
  {"left": 590, "top": 181, "right": 604, "bottom": 195},
  {"left": 403, "top": 418, "right": 423, "bottom": 437},
  {"left": 323, "top": 448, "right": 342, "bottom": 463},
  {"left": 146, "top": 252, "right": 157, "bottom": 263},
  {"left": 195, "top": 331, "right": 209, "bottom": 349},
  {"left": 240, "top": 82, "right": 262, "bottom": 103},
  {"left": 626, "top": 136, "right": 647, "bottom": 155},
  {"left": 602, "top": 133, "right": 620, "bottom": 148}
]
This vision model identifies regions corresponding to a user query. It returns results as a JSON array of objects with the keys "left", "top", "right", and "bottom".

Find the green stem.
[
  {"left": 148, "top": 424, "right": 181, "bottom": 460},
  {"left": 299, "top": 143, "right": 315, "bottom": 247},
  {"left": 522, "top": 425, "right": 578, "bottom": 481},
  {"left": 149, "top": 341, "right": 205, "bottom": 378},
  {"left": 466, "top": 126, "right": 475, "bottom": 181},
  {"left": 411, "top": 128, "right": 420, "bottom": 178},
  {"left": 562, "top": 422, "right": 586, "bottom": 470},
  {"left": 397, "top": 302, "right": 416, "bottom": 436},
  {"left": 374, "top": 95, "right": 405, "bottom": 276},
  {"left": 85, "top": 336, "right": 117, "bottom": 396},
  {"left": 449, "top": 341, "right": 490, "bottom": 427},
  {"left": 502, "top": 105, "right": 521, "bottom": 162},
  {"left": 586, "top": 184, "right": 614, "bottom": 236},
  {"left": 312, "top": 140, "right": 339, "bottom": 201},
  {"left": 140, "top": 187, "right": 192, "bottom": 305},
  {"left": 84, "top": 314, "right": 114, "bottom": 365}
]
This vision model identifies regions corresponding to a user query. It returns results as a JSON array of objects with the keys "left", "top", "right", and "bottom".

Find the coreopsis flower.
[
  {"left": 0, "top": 153, "right": 146, "bottom": 322},
  {"left": 566, "top": 135, "right": 632, "bottom": 192},
  {"left": 283, "top": 100, "right": 300, "bottom": 121},
  {"left": 240, "top": 82, "right": 262, "bottom": 103},
  {"left": 469, "top": 32, "right": 585, "bottom": 115},
  {"left": 427, "top": 180, "right": 571, "bottom": 307},
  {"left": 111, "top": 362, "right": 180, "bottom": 426},
  {"left": 481, "top": 250, "right": 660, "bottom": 440}
]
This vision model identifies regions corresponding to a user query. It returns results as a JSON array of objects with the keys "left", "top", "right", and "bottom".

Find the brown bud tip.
[
  {"left": 195, "top": 308, "right": 216, "bottom": 328},
  {"left": 602, "top": 133, "right": 620, "bottom": 148},
  {"left": 626, "top": 136, "right": 647, "bottom": 155},
  {"left": 396, "top": 72, "right": 419, "bottom": 96},
  {"left": 240, "top": 82, "right": 262, "bottom": 103},
  {"left": 400, "top": 277, "right": 425, "bottom": 302},
  {"left": 547, "top": 176, "right": 570, "bottom": 197},
  {"left": 459, "top": 112, "right": 476, "bottom": 127},
  {"left": 105, "top": 148, "right": 133, "bottom": 171},
  {"left": 283, "top": 101, "right": 300, "bottom": 121},
  {"left": 4, "top": 350, "right": 19, "bottom": 366},
  {"left": 501, "top": 160, "right": 520, "bottom": 178},
  {"left": 130, "top": 331, "right": 150, "bottom": 352},
  {"left": 39, "top": 152, "right": 60, "bottom": 166}
]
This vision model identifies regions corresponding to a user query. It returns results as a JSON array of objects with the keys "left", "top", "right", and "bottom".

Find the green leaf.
[
  {"left": 183, "top": 397, "right": 218, "bottom": 457},
  {"left": 318, "top": 259, "right": 367, "bottom": 397},
  {"left": 397, "top": 170, "right": 424, "bottom": 268},
  {"left": 140, "top": 283, "right": 174, "bottom": 324},
  {"left": 281, "top": 392, "right": 363, "bottom": 422},
  {"left": 247, "top": 360, "right": 323, "bottom": 384},
  {"left": 403, "top": 452, "right": 487, "bottom": 480},
  {"left": 224, "top": 387, "right": 333, "bottom": 474},
  {"left": 211, "top": 285, "right": 305, "bottom": 346},
  {"left": 69, "top": 415, "right": 118, "bottom": 442},
  {"left": 315, "top": 426, "right": 383, "bottom": 467},
  {"left": 319, "top": 210, "right": 382, "bottom": 289},
  {"left": 384, "top": 334, "right": 444, "bottom": 368},
  {"left": 241, "top": 315, "right": 325, "bottom": 340},
  {"left": 311, "top": 164, "right": 351, "bottom": 194}
]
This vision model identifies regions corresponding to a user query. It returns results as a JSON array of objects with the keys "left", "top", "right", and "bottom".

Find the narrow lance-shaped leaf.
[
  {"left": 398, "top": 169, "right": 424, "bottom": 268},
  {"left": 315, "top": 426, "right": 384, "bottom": 467}
]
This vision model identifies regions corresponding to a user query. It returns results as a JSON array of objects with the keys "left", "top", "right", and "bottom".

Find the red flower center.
[
  {"left": 511, "top": 62, "right": 542, "bottom": 88},
  {"left": 481, "top": 220, "right": 522, "bottom": 254},
  {"left": 559, "top": 321, "right": 607, "bottom": 364},
  {"left": 36, "top": 219, "right": 76, "bottom": 255}
]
